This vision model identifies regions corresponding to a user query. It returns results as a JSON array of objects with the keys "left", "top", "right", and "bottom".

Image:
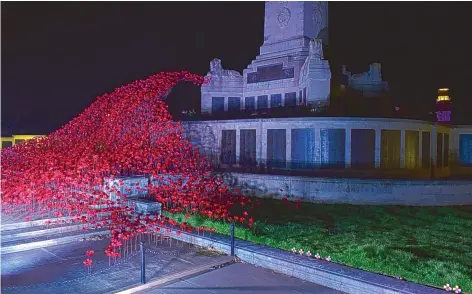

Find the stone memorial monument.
[{"left": 201, "top": 1, "right": 331, "bottom": 115}]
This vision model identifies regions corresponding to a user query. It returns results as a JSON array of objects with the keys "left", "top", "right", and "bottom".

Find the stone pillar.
[
  {"left": 314, "top": 128, "right": 321, "bottom": 168},
  {"left": 345, "top": 128, "right": 351, "bottom": 168},
  {"left": 224, "top": 97, "right": 228, "bottom": 112},
  {"left": 375, "top": 128, "right": 381, "bottom": 168},
  {"left": 256, "top": 120, "right": 263, "bottom": 166},
  {"left": 235, "top": 127, "right": 241, "bottom": 165},
  {"left": 286, "top": 128, "right": 292, "bottom": 169},
  {"left": 400, "top": 129, "right": 406, "bottom": 168},
  {"left": 216, "top": 125, "right": 222, "bottom": 166},
  {"left": 431, "top": 126, "right": 437, "bottom": 177},
  {"left": 418, "top": 131, "right": 423, "bottom": 168},
  {"left": 261, "top": 122, "right": 267, "bottom": 167}
]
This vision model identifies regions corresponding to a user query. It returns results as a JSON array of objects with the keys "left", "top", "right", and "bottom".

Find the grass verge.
[{"left": 164, "top": 197, "right": 472, "bottom": 292}]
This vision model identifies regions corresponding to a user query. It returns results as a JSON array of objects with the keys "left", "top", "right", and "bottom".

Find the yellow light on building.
[
  {"left": 436, "top": 88, "right": 451, "bottom": 102},
  {"left": 437, "top": 95, "right": 450, "bottom": 102},
  {"left": 1, "top": 134, "right": 45, "bottom": 149}
]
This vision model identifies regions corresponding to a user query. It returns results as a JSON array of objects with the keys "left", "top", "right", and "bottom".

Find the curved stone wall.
[{"left": 183, "top": 117, "right": 463, "bottom": 179}]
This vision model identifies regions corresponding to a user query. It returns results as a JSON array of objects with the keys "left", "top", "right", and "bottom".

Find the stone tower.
[
  {"left": 436, "top": 88, "right": 452, "bottom": 125},
  {"left": 201, "top": 1, "right": 331, "bottom": 115}
]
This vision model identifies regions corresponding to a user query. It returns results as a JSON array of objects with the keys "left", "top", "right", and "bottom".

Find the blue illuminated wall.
[
  {"left": 459, "top": 134, "right": 472, "bottom": 166},
  {"left": 291, "top": 129, "right": 315, "bottom": 169},
  {"left": 267, "top": 129, "right": 286, "bottom": 168},
  {"left": 320, "top": 129, "right": 345, "bottom": 167}
]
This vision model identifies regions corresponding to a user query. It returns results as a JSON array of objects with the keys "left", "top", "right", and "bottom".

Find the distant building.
[{"left": 436, "top": 88, "right": 452, "bottom": 125}]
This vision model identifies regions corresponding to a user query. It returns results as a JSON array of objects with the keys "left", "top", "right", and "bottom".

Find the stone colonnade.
[{"left": 183, "top": 118, "right": 471, "bottom": 178}]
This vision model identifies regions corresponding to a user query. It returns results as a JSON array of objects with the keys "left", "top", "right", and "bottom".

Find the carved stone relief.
[
  {"left": 277, "top": 7, "right": 291, "bottom": 28},
  {"left": 312, "top": 8, "right": 323, "bottom": 27}
]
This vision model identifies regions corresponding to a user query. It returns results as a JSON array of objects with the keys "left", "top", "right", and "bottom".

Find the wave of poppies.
[{"left": 1, "top": 71, "right": 252, "bottom": 257}]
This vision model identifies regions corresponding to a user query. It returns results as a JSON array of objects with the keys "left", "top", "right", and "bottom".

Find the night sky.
[{"left": 2, "top": 2, "right": 472, "bottom": 135}]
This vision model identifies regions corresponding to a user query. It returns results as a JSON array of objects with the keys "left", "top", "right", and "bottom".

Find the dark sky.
[{"left": 2, "top": 2, "right": 472, "bottom": 134}]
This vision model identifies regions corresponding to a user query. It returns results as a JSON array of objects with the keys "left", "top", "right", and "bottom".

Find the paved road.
[{"left": 145, "top": 262, "right": 344, "bottom": 294}]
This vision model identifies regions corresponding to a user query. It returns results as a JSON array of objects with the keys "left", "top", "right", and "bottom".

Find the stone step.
[
  {"left": 1, "top": 223, "right": 85, "bottom": 242},
  {"left": 1, "top": 211, "right": 111, "bottom": 232},
  {"left": 0, "top": 216, "right": 73, "bottom": 232},
  {"left": 1, "top": 228, "right": 110, "bottom": 255}
]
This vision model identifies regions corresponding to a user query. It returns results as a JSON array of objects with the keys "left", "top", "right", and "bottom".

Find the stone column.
[
  {"left": 235, "top": 127, "right": 241, "bottom": 165},
  {"left": 261, "top": 122, "right": 267, "bottom": 167},
  {"left": 256, "top": 119, "right": 263, "bottom": 166},
  {"left": 431, "top": 126, "right": 437, "bottom": 177},
  {"left": 224, "top": 97, "right": 228, "bottom": 112},
  {"left": 400, "top": 129, "right": 406, "bottom": 168},
  {"left": 375, "top": 128, "right": 381, "bottom": 168},
  {"left": 314, "top": 128, "right": 321, "bottom": 168},
  {"left": 418, "top": 131, "right": 423, "bottom": 168},
  {"left": 345, "top": 128, "right": 351, "bottom": 168},
  {"left": 216, "top": 125, "right": 222, "bottom": 166},
  {"left": 286, "top": 128, "right": 292, "bottom": 169}
]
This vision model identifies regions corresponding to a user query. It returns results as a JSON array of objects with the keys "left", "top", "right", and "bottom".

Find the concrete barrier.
[{"left": 219, "top": 172, "right": 472, "bottom": 205}]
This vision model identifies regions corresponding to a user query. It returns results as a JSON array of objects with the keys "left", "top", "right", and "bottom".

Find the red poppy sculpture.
[{"left": 1, "top": 71, "right": 251, "bottom": 257}]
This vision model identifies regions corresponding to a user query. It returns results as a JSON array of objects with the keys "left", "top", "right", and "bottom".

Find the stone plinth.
[
  {"left": 129, "top": 198, "right": 162, "bottom": 215},
  {"left": 104, "top": 175, "right": 149, "bottom": 201}
]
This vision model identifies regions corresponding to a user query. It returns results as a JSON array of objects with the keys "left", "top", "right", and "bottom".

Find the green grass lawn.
[{"left": 164, "top": 198, "right": 472, "bottom": 292}]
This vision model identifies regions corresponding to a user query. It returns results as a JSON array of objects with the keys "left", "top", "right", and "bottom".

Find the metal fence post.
[{"left": 140, "top": 241, "right": 146, "bottom": 284}]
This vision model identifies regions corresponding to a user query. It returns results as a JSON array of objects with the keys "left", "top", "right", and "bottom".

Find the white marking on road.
[
  {"left": 41, "top": 248, "right": 67, "bottom": 261},
  {"left": 177, "top": 258, "right": 195, "bottom": 265}
]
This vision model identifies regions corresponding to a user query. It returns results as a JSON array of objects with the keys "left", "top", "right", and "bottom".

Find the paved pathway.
[
  {"left": 1, "top": 237, "right": 227, "bottom": 294},
  {"left": 145, "top": 262, "right": 344, "bottom": 294}
]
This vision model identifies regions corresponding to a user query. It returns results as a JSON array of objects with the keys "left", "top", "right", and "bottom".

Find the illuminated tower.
[{"left": 436, "top": 88, "right": 452, "bottom": 125}]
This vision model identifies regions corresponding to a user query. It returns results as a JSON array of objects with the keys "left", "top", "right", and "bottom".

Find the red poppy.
[{"left": 83, "top": 258, "right": 93, "bottom": 266}]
